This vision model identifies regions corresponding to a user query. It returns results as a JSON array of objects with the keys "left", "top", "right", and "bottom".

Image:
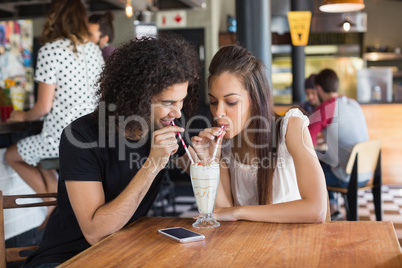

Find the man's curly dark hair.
[{"left": 94, "top": 33, "right": 200, "bottom": 135}]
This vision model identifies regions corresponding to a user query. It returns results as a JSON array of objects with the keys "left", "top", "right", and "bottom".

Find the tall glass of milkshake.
[{"left": 190, "top": 161, "right": 220, "bottom": 228}]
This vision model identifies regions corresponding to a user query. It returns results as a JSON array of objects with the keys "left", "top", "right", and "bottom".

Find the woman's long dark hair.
[{"left": 208, "top": 44, "right": 280, "bottom": 205}]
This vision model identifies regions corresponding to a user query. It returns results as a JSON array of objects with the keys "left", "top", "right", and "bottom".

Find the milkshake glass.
[{"left": 190, "top": 161, "right": 220, "bottom": 228}]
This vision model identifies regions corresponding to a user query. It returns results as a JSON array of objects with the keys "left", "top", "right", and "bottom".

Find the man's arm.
[
  {"left": 308, "top": 99, "right": 337, "bottom": 147},
  {"left": 308, "top": 108, "right": 324, "bottom": 147},
  {"left": 65, "top": 125, "right": 183, "bottom": 245},
  {"left": 66, "top": 158, "right": 161, "bottom": 245}
]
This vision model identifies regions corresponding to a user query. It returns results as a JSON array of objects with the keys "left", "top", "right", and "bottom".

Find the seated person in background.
[
  {"left": 23, "top": 34, "right": 200, "bottom": 268},
  {"left": 300, "top": 74, "right": 320, "bottom": 115},
  {"left": 5, "top": 0, "right": 104, "bottom": 223},
  {"left": 191, "top": 45, "right": 327, "bottom": 223},
  {"left": 88, "top": 10, "right": 116, "bottom": 61},
  {"left": 308, "top": 68, "right": 369, "bottom": 220}
]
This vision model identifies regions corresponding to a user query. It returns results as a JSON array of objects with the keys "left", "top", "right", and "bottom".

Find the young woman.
[
  {"left": 5, "top": 0, "right": 104, "bottom": 221},
  {"left": 191, "top": 45, "right": 327, "bottom": 223}
]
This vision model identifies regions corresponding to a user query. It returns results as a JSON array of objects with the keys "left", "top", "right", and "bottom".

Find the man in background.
[
  {"left": 308, "top": 68, "right": 369, "bottom": 220},
  {"left": 88, "top": 10, "right": 116, "bottom": 61}
]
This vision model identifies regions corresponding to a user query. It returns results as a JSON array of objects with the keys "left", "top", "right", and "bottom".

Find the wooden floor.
[{"left": 339, "top": 185, "right": 402, "bottom": 247}]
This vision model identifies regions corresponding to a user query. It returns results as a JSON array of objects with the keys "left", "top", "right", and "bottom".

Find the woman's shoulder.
[
  {"left": 282, "top": 108, "right": 309, "bottom": 125},
  {"left": 39, "top": 39, "right": 72, "bottom": 55},
  {"left": 283, "top": 108, "right": 308, "bottom": 120},
  {"left": 279, "top": 108, "right": 309, "bottom": 139}
]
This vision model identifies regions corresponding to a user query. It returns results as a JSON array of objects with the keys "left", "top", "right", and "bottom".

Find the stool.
[{"left": 38, "top": 158, "right": 59, "bottom": 170}]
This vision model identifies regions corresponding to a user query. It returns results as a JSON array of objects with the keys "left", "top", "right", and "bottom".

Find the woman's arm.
[
  {"left": 214, "top": 116, "right": 327, "bottom": 223},
  {"left": 8, "top": 82, "right": 55, "bottom": 122}
]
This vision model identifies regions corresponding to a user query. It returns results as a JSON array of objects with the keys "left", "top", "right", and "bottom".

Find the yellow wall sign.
[{"left": 287, "top": 11, "right": 312, "bottom": 46}]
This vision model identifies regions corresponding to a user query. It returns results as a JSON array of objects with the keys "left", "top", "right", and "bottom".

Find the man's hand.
[{"left": 148, "top": 126, "right": 184, "bottom": 170}]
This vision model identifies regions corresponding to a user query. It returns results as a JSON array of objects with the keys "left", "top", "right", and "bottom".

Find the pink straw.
[
  {"left": 171, "top": 121, "right": 194, "bottom": 164},
  {"left": 211, "top": 126, "right": 224, "bottom": 162}
]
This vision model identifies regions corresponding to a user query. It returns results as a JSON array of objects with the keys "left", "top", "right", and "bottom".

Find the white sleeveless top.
[{"left": 222, "top": 108, "right": 308, "bottom": 205}]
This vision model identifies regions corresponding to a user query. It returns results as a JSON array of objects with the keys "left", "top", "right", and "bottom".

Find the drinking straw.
[
  {"left": 211, "top": 126, "right": 225, "bottom": 162},
  {"left": 171, "top": 121, "right": 194, "bottom": 164}
]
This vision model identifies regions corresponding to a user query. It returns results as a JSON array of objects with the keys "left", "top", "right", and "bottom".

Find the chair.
[
  {"left": 151, "top": 172, "right": 177, "bottom": 217},
  {"left": 0, "top": 191, "right": 57, "bottom": 268},
  {"left": 326, "top": 196, "right": 331, "bottom": 222},
  {"left": 327, "top": 140, "right": 382, "bottom": 221}
]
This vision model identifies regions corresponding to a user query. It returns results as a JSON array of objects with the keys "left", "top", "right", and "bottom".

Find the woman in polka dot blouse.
[{"left": 5, "top": 0, "right": 104, "bottom": 218}]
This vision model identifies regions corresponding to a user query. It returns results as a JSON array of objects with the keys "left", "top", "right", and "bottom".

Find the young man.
[
  {"left": 308, "top": 69, "right": 369, "bottom": 220},
  {"left": 88, "top": 11, "right": 116, "bottom": 61},
  {"left": 24, "top": 34, "right": 200, "bottom": 267}
]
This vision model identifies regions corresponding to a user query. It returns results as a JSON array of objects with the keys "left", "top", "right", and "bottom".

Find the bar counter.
[{"left": 0, "top": 120, "right": 43, "bottom": 135}]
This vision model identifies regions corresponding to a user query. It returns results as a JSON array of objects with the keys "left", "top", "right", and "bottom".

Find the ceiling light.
[
  {"left": 343, "top": 21, "right": 351, "bottom": 31},
  {"left": 126, "top": 0, "right": 133, "bottom": 18},
  {"left": 319, "top": 0, "right": 365, "bottom": 13},
  {"left": 338, "top": 16, "right": 355, "bottom": 32}
]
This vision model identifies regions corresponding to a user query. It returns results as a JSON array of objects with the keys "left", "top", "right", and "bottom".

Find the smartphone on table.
[{"left": 158, "top": 227, "right": 205, "bottom": 243}]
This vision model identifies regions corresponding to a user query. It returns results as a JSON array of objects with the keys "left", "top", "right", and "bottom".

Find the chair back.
[
  {"left": 326, "top": 195, "right": 331, "bottom": 222},
  {"left": 345, "top": 140, "right": 381, "bottom": 175},
  {"left": 0, "top": 191, "right": 57, "bottom": 268}
]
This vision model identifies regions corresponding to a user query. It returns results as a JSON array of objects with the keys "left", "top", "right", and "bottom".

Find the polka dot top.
[{"left": 17, "top": 39, "right": 104, "bottom": 166}]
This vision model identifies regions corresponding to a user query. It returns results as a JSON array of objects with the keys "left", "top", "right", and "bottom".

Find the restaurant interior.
[{"left": 1, "top": 0, "right": 402, "bottom": 267}]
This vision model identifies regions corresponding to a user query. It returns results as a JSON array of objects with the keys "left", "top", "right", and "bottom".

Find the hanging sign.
[
  {"left": 156, "top": 11, "right": 187, "bottom": 28},
  {"left": 287, "top": 11, "right": 312, "bottom": 46}
]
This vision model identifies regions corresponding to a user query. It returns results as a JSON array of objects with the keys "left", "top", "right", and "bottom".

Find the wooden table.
[{"left": 59, "top": 217, "right": 402, "bottom": 268}]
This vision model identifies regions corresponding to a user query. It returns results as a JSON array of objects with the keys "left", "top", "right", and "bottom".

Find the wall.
[
  {"left": 364, "top": 0, "right": 402, "bottom": 50},
  {"left": 0, "top": 148, "right": 46, "bottom": 240},
  {"left": 218, "top": 0, "right": 235, "bottom": 33},
  {"left": 149, "top": 0, "right": 220, "bottom": 87}
]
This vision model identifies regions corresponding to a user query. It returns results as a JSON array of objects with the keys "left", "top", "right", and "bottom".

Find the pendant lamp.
[
  {"left": 126, "top": 0, "right": 133, "bottom": 18},
  {"left": 319, "top": 0, "right": 365, "bottom": 13}
]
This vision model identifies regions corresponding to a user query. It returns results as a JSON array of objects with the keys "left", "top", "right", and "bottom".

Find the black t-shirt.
[{"left": 24, "top": 113, "right": 184, "bottom": 267}]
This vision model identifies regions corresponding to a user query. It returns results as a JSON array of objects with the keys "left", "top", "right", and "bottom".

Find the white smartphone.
[{"left": 158, "top": 227, "right": 205, "bottom": 243}]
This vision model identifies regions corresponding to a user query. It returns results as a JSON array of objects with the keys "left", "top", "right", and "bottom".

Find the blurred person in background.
[
  {"left": 5, "top": 0, "right": 104, "bottom": 226},
  {"left": 301, "top": 74, "right": 320, "bottom": 115},
  {"left": 88, "top": 10, "right": 116, "bottom": 61},
  {"left": 309, "top": 68, "right": 369, "bottom": 221}
]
